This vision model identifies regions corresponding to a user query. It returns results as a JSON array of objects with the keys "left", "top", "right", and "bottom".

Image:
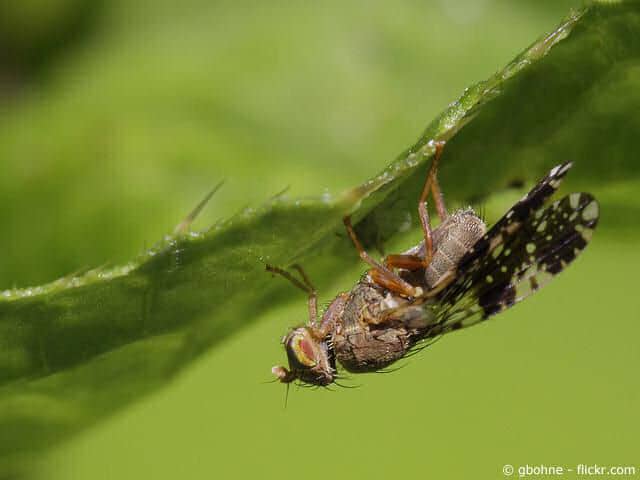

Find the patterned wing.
[
  {"left": 456, "top": 161, "right": 573, "bottom": 274},
  {"left": 426, "top": 192, "right": 599, "bottom": 337},
  {"left": 417, "top": 163, "right": 599, "bottom": 339}
]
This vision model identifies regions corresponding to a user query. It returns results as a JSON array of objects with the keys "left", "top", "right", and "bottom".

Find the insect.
[{"left": 267, "top": 141, "right": 599, "bottom": 387}]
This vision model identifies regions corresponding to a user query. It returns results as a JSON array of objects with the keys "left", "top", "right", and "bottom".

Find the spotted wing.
[
  {"left": 424, "top": 191, "right": 599, "bottom": 337},
  {"left": 458, "top": 161, "right": 573, "bottom": 272}
]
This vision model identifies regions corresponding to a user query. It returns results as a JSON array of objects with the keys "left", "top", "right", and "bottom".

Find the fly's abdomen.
[
  {"left": 334, "top": 328, "right": 411, "bottom": 373},
  {"left": 332, "top": 282, "right": 412, "bottom": 373},
  {"left": 426, "top": 209, "right": 486, "bottom": 288}
]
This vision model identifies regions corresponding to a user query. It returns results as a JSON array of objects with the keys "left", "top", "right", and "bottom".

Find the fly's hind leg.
[
  {"left": 343, "top": 216, "right": 422, "bottom": 298},
  {"left": 427, "top": 140, "right": 448, "bottom": 223},
  {"left": 379, "top": 140, "right": 448, "bottom": 273},
  {"left": 384, "top": 254, "right": 426, "bottom": 271},
  {"left": 416, "top": 140, "right": 448, "bottom": 268},
  {"left": 343, "top": 141, "right": 448, "bottom": 298}
]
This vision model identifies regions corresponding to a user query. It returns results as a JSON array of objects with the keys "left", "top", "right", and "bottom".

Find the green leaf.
[{"left": 1, "top": 1, "right": 640, "bottom": 472}]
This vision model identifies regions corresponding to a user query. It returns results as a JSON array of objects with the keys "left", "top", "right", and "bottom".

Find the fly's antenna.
[{"left": 173, "top": 179, "right": 225, "bottom": 235}]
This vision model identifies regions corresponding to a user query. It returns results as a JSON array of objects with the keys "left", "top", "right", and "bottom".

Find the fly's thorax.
[
  {"left": 339, "top": 280, "right": 387, "bottom": 333},
  {"left": 425, "top": 208, "right": 486, "bottom": 288},
  {"left": 332, "top": 281, "right": 414, "bottom": 373},
  {"left": 272, "top": 326, "right": 336, "bottom": 386}
]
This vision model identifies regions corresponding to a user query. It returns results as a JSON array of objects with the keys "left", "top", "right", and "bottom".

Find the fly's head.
[{"left": 272, "top": 327, "right": 336, "bottom": 387}]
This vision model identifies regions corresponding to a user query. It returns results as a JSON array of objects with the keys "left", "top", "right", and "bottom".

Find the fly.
[{"left": 267, "top": 142, "right": 599, "bottom": 387}]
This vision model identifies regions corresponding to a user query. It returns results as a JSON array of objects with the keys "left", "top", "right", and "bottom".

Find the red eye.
[
  {"left": 288, "top": 332, "right": 316, "bottom": 367},
  {"left": 298, "top": 338, "right": 315, "bottom": 361}
]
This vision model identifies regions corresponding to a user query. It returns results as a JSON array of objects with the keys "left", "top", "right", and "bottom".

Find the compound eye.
[{"left": 287, "top": 331, "right": 316, "bottom": 368}]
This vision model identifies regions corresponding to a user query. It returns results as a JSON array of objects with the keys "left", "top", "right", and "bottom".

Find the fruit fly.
[{"left": 267, "top": 142, "right": 599, "bottom": 387}]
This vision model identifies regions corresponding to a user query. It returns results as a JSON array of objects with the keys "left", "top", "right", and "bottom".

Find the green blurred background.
[{"left": 1, "top": 1, "right": 638, "bottom": 478}]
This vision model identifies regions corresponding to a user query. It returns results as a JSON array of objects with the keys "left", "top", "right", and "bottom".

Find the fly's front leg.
[
  {"left": 290, "top": 264, "right": 343, "bottom": 340},
  {"left": 266, "top": 264, "right": 319, "bottom": 329},
  {"left": 289, "top": 264, "right": 318, "bottom": 324},
  {"left": 343, "top": 216, "right": 422, "bottom": 298},
  {"left": 266, "top": 264, "right": 344, "bottom": 340}
]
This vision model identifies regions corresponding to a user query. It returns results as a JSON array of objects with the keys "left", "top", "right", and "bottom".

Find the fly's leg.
[
  {"left": 368, "top": 268, "right": 424, "bottom": 297},
  {"left": 343, "top": 216, "right": 422, "bottom": 298},
  {"left": 379, "top": 140, "right": 448, "bottom": 273},
  {"left": 343, "top": 141, "right": 447, "bottom": 296},
  {"left": 266, "top": 264, "right": 342, "bottom": 339},
  {"left": 417, "top": 140, "right": 447, "bottom": 267},
  {"left": 266, "top": 264, "right": 318, "bottom": 326},
  {"left": 289, "top": 264, "right": 318, "bottom": 324},
  {"left": 428, "top": 141, "right": 448, "bottom": 223},
  {"left": 384, "top": 254, "right": 426, "bottom": 270}
]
